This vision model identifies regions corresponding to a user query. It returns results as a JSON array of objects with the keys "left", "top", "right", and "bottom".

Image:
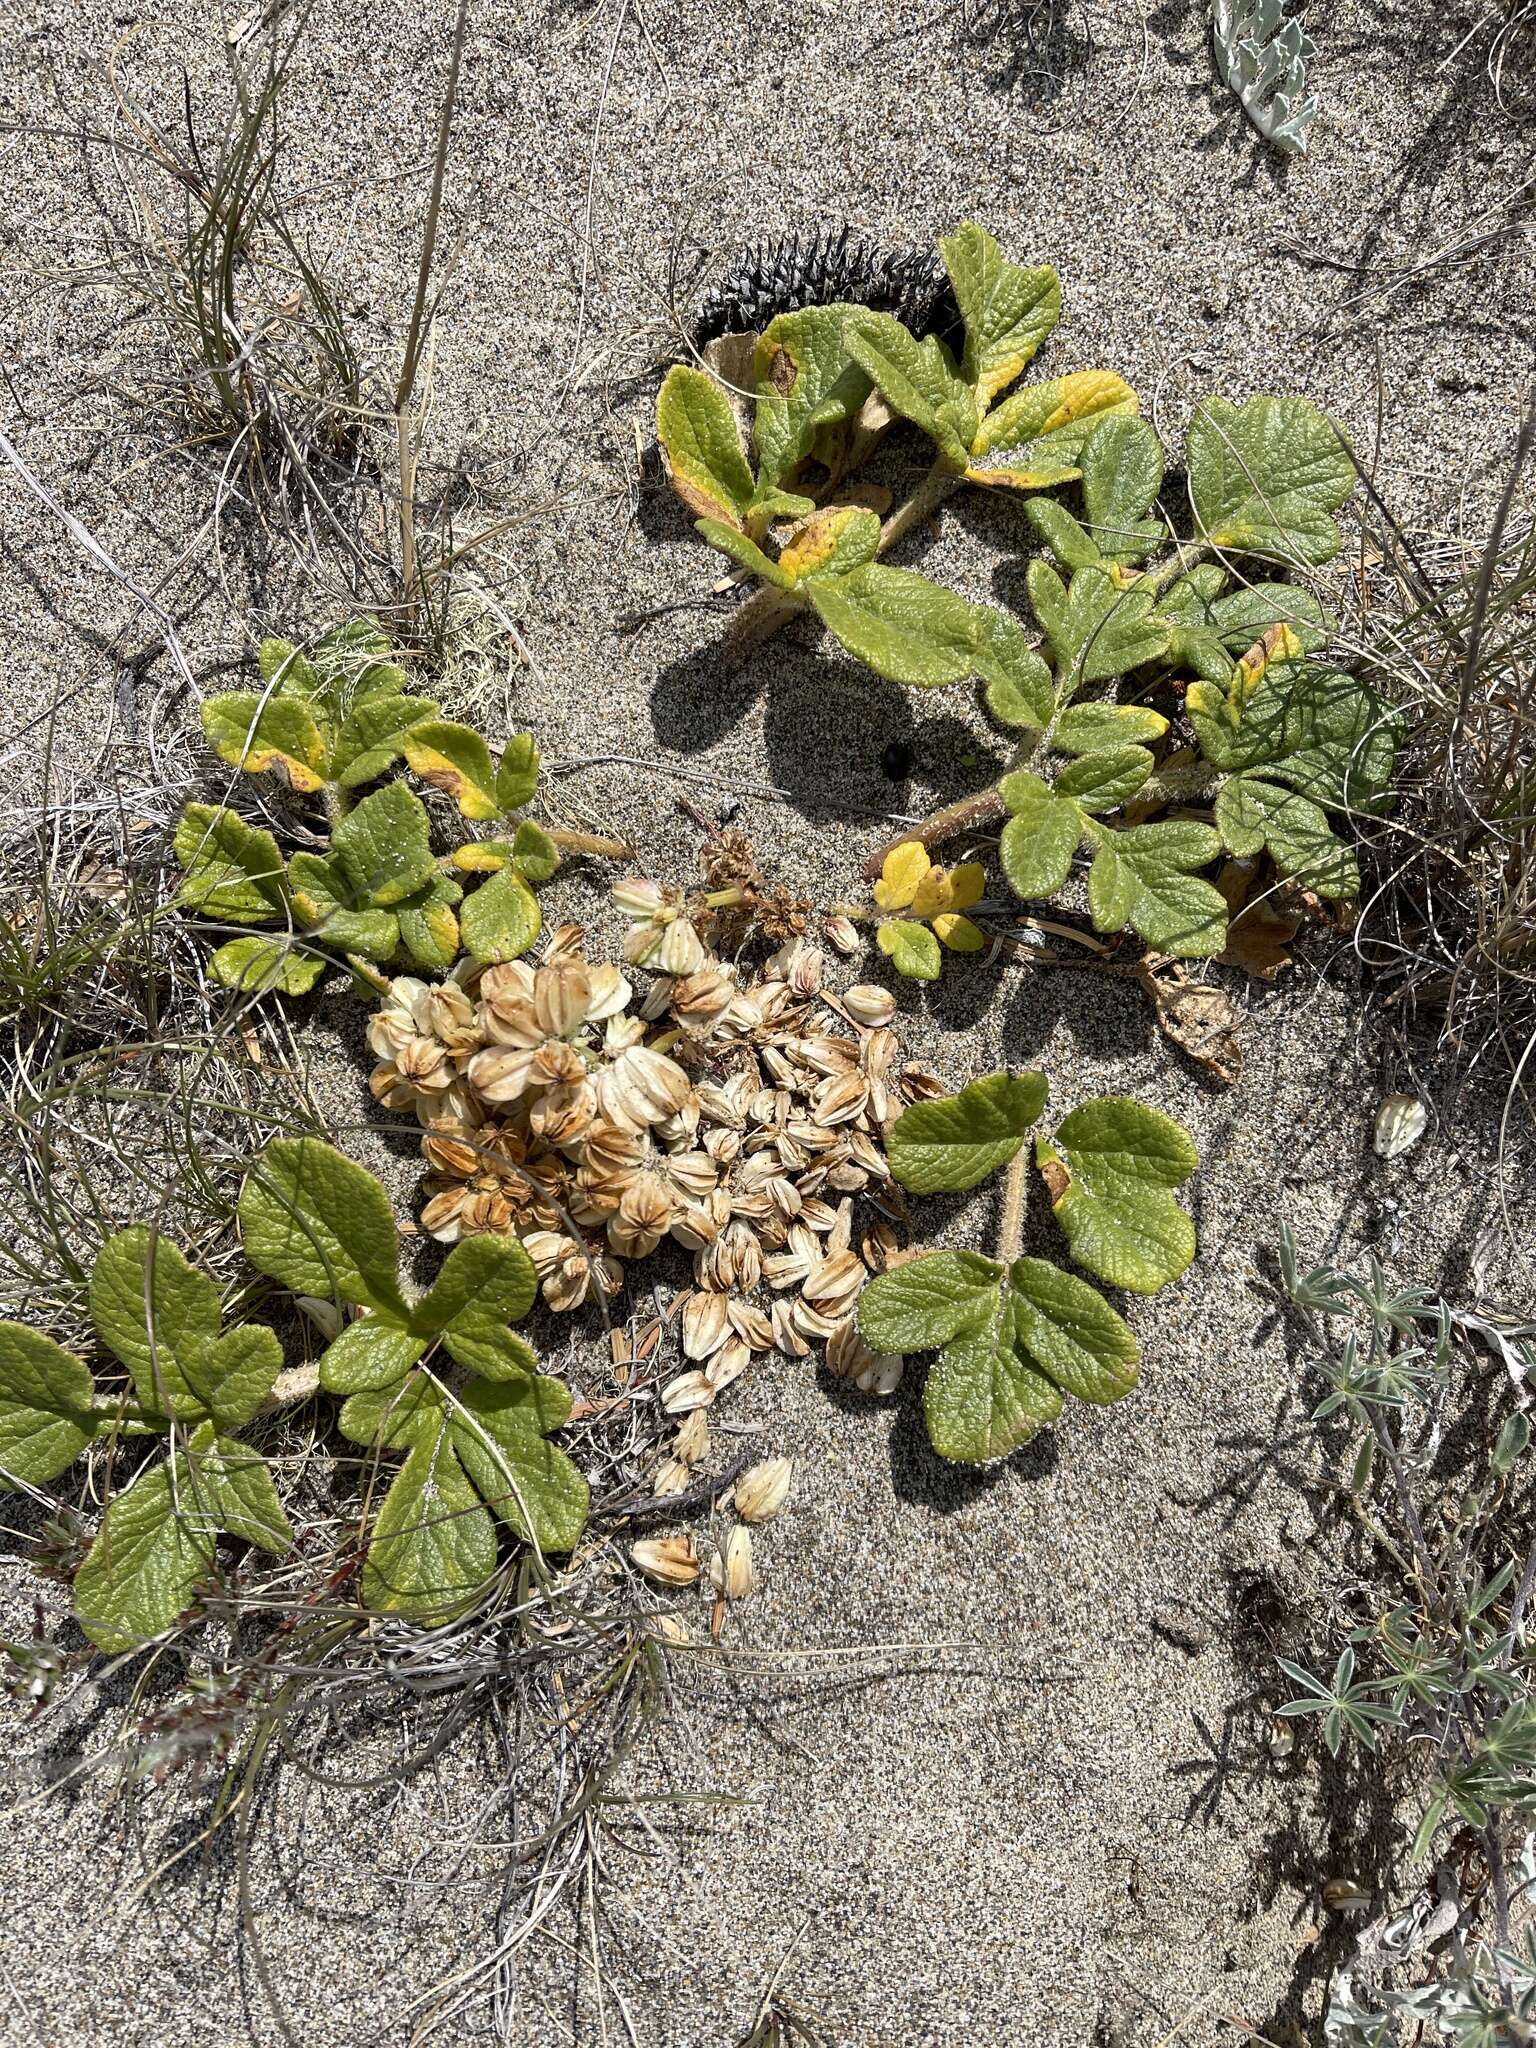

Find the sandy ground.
[{"left": 2, "top": 0, "right": 1536, "bottom": 2041}]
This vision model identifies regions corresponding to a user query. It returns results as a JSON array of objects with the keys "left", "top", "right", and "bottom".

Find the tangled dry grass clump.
[{"left": 1352, "top": 396, "right": 1536, "bottom": 1106}]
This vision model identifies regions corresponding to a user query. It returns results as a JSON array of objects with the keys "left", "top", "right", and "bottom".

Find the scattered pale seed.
[
  {"left": 662, "top": 1369, "right": 716, "bottom": 1414},
  {"left": 632, "top": 1534, "right": 700, "bottom": 1585},
  {"left": 735, "top": 1456, "right": 792, "bottom": 1523},
  {"left": 709, "top": 1525, "right": 755, "bottom": 1599}
]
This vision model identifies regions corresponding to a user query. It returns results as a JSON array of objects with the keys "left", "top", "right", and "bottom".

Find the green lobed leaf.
[
  {"left": 843, "top": 313, "right": 975, "bottom": 466},
  {"left": 1038, "top": 1099, "right": 1198, "bottom": 1293},
  {"left": 1078, "top": 416, "right": 1165, "bottom": 562},
  {"left": 876, "top": 918, "right": 942, "bottom": 981},
  {"left": 73, "top": 1426, "right": 291, "bottom": 1651},
  {"left": 330, "top": 783, "right": 438, "bottom": 907},
  {"left": 1026, "top": 562, "right": 1170, "bottom": 695},
  {"left": 998, "top": 773, "right": 1084, "bottom": 899},
  {"left": 360, "top": 1402, "right": 498, "bottom": 1620},
  {"left": 1188, "top": 395, "right": 1356, "bottom": 566},
  {"left": 509, "top": 820, "right": 560, "bottom": 884},
  {"left": 655, "top": 365, "right": 756, "bottom": 527},
  {"left": 941, "top": 223, "right": 1061, "bottom": 412},
  {"left": 201, "top": 692, "right": 332, "bottom": 792},
  {"left": 857, "top": 1249, "right": 1004, "bottom": 1354},
  {"left": 319, "top": 1319, "right": 426, "bottom": 1397},
  {"left": 753, "top": 305, "right": 873, "bottom": 492},
  {"left": 1023, "top": 495, "right": 1103, "bottom": 573},
  {"left": 460, "top": 863, "right": 541, "bottom": 964},
  {"left": 173, "top": 804, "right": 289, "bottom": 926},
  {"left": 208, "top": 935, "right": 328, "bottom": 995},
  {"left": 239, "top": 1137, "right": 409, "bottom": 1316},
  {"left": 331, "top": 694, "right": 441, "bottom": 789},
  {"left": 968, "top": 372, "right": 1138, "bottom": 481},
  {"left": 0, "top": 1321, "right": 96, "bottom": 1488},
  {"left": 807, "top": 565, "right": 980, "bottom": 686},
  {"left": 410, "top": 1233, "right": 540, "bottom": 1367},
  {"left": 449, "top": 1375, "right": 590, "bottom": 1550},
  {"left": 1214, "top": 777, "right": 1359, "bottom": 897},
  {"left": 1052, "top": 703, "right": 1169, "bottom": 755},
  {"left": 394, "top": 873, "right": 463, "bottom": 970},
  {"left": 90, "top": 1227, "right": 282, "bottom": 1428},
  {"left": 257, "top": 637, "right": 322, "bottom": 703},
  {"left": 309, "top": 617, "right": 408, "bottom": 704},
  {"left": 973, "top": 610, "right": 1055, "bottom": 729},
  {"left": 887, "top": 1071, "right": 1049, "bottom": 1194},
  {"left": 401, "top": 721, "right": 500, "bottom": 822},
  {"left": 496, "top": 734, "right": 540, "bottom": 814},
  {"left": 1055, "top": 745, "right": 1155, "bottom": 813},
  {"left": 1086, "top": 821, "right": 1228, "bottom": 955}
]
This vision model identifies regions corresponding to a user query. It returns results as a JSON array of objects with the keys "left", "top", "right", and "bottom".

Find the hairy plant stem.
[
  {"left": 996, "top": 1139, "right": 1030, "bottom": 1268},
  {"left": 723, "top": 457, "right": 965, "bottom": 667},
  {"left": 545, "top": 826, "right": 633, "bottom": 860}
]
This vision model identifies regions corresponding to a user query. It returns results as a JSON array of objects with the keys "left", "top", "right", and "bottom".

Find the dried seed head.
[
  {"left": 771, "top": 1298, "right": 810, "bottom": 1357},
  {"left": 662, "top": 1369, "right": 716, "bottom": 1414},
  {"left": 653, "top": 1456, "right": 691, "bottom": 1496},
  {"left": 734, "top": 1455, "right": 792, "bottom": 1523},
  {"left": 823, "top": 914, "right": 860, "bottom": 956},
  {"left": 802, "top": 1248, "right": 865, "bottom": 1318},
  {"left": 709, "top": 1525, "right": 755, "bottom": 1599},
  {"left": 674, "top": 1410, "right": 711, "bottom": 1464},
  {"left": 843, "top": 983, "right": 897, "bottom": 1028},
  {"left": 682, "top": 1289, "right": 732, "bottom": 1361},
  {"left": 632, "top": 1534, "right": 700, "bottom": 1585},
  {"left": 825, "top": 1317, "right": 903, "bottom": 1394}
]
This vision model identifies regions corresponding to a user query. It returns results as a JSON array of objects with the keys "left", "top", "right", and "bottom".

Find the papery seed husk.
[
  {"left": 771, "top": 1299, "right": 811, "bottom": 1357},
  {"left": 674, "top": 1409, "right": 711, "bottom": 1464},
  {"left": 632, "top": 1534, "right": 700, "bottom": 1585},
  {"left": 843, "top": 984, "right": 897, "bottom": 1028},
  {"left": 788, "top": 946, "right": 824, "bottom": 996},
  {"left": 827, "top": 1162, "right": 870, "bottom": 1192},
  {"left": 727, "top": 1299, "right": 776, "bottom": 1351},
  {"left": 825, "top": 1317, "right": 903, "bottom": 1394},
  {"left": 802, "top": 1248, "right": 866, "bottom": 1316},
  {"left": 545, "top": 921, "right": 589, "bottom": 962},
  {"left": 612, "top": 876, "right": 663, "bottom": 916},
  {"left": 1373, "top": 1092, "right": 1428, "bottom": 1159},
  {"left": 662, "top": 1370, "right": 717, "bottom": 1414},
  {"left": 823, "top": 914, "right": 860, "bottom": 956},
  {"left": 735, "top": 1455, "right": 792, "bottom": 1523},
  {"left": 900, "top": 1064, "right": 946, "bottom": 1103},
  {"left": 792, "top": 1297, "right": 842, "bottom": 1339},
  {"left": 682, "top": 1289, "right": 732, "bottom": 1361},
  {"left": 814, "top": 1073, "right": 870, "bottom": 1126},
  {"left": 705, "top": 1335, "right": 751, "bottom": 1393},
  {"left": 653, "top": 1457, "right": 691, "bottom": 1497},
  {"left": 710, "top": 1525, "right": 754, "bottom": 1599},
  {"left": 861, "top": 1222, "right": 902, "bottom": 1272}
]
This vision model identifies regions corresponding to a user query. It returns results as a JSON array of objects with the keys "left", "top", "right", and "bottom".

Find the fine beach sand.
[{"left": 2, "top": 0, "right": 1535, "bottom": 2041}]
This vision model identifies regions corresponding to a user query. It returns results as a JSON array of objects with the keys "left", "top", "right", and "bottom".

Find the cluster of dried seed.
[{"left": 368, "top": 906, "right": 930, "bottom": 1417}]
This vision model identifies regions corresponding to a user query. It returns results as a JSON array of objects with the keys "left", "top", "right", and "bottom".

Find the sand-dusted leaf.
[
  {"left": 656, "top": 365, "right": 756, "bottom": 527},
  {"left": 754, "top": 306, "right": 873, "bottom": 492},
  {"left": 857, "top": 1249, "right": 1003, "bottom": 1353},
  {"left": 696, "top": 518, "right": 793, "bottom": 588},
  {"left": 401, "top": 721, "right": 499, "bottom": 821},
  {"left": 844, "top": 314, "right": 975, "bottom": 467},
  {"left": 361, "top": 1403, "right": 498, "bottom": 1619},
  {"left": 888, "top": 1070, "right": 1049, "bottom": 1194},
  {"left": 0, "top": 1322, "right": 96, "bottom": 1488},
  {"left": 999, "top": 772, "right": 1083, "bottom": 898},
  {"left": 309, "top": 617, "right": 407, "bottom": 703},
  {"left": 460, "top": 863, "right": 541, "bottom": 964},
  {"left": 1053, "top": 703, "right": 1169, "bottom": 755},
  {"left": 969, "top": 372, "right": 1138, "bottom": 482},
  {"left": 173, "top": 804, "right": 289, "bottom": 925},
  {"left": 510, "top": 819, "right": 560, "bottom": 884},
  {"left": 495, "top": 734, "right": 540, "bottom": 814},
  {"left": 1022, "top": 495, "right": 1103, "bottom": 572},
  {"left": 877, "top": 918, "right": 942, "bottom": 981},
  {"left": 1189, "top": 660, "right": 1394, "bottom": 804},
  {"left": 1037, "top": 1099, "right": 1198, "bottom": 1292},
  {"left": 449, "top": 1375, "right": 589, "bottom": 1550},
  {"left": 90, "top": 1226, "right": 281, "bottom": 1428},
  {"left": 780, "top": 505, "right": 883, "bottom": 585},
  {"left": 239, "top": 1136, "right": 408, "bottom": 1316},
  {"left": 257, "top": 636, "right": 322, "bottom": 702},
  {"left": 394, "top": 873, "right": 463, "bottom": 970},
  {"left": 1188, "top": 395, "right": 1355, "bottom": 566},
  {"left": 974, "top": 609, "right": 1054, "bottom": 728},
  {"left": 287, "top": 850, "right": 400, "bottom": 958},
  {"left": 1078, "top": 416, "right": 1165, "bottom": 562},
  {"left": 331, "top": 693, "right": 440, "bottom": 789},
  {"left": 1056, "top": 745, "right": 1156, "bottom": 813},
  {"left": 807, "top": 565, "right": 980, "bottom": 686},
  {"left": 941, "top": 223, "right": 1060, "bottom": 411},
  {"left": 1087, "top": 821, "right": 1228, "bottom": 955},
  {"left": 1027, "top": 561, "right": 1169, "bottom": 694},
  {"left": 208, "top": 935, "right": 327, "bottom": 995},
  {"left": 328, "top": 783, "right": 437, "bottom": 907},
  {"left": 201, "top": 692, "right": 331, "bottom": 791},
  {"left": 410, "top": 1233, "right": 539, "bottom": 1358},
  {"left": 73, "top": 1426, "right": 290, "bottom": 1651}
]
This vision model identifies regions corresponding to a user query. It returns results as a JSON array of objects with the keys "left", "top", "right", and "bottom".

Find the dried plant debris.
[
  {"left": 368, "top": 901, "right": 940, "bottom": 1412},
  {"left": 1211, "top": 0, "right": 1319, "bottom": 157},
  {"left": 693, "top": 225, "right": 962, "bottom": 346}
]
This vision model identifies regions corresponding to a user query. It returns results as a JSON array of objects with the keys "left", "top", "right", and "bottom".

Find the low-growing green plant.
[
  {"left": 856, "top": 1071, "right": 1197, "bottom": 1460},
  {"left": 176, "top": 616, "right": 578, "bottom": 995},
  {"left": 1272, "top": 1228, "right": 1536, "bottom": 2041},
  {"left": 657, "top": 221, "right": 1402, "bottom": 973},
  {"left": 0, "top": 1137, "right": 588, "bottom": 1640}
]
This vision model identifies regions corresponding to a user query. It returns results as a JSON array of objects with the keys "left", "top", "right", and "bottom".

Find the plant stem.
[
  {"left": 546, "top": 826, "right": 632, "bottom": 860},
  {"left": 722, "top": 458, "right": 964, "bottom": 669},
  {"left": 997, "top": 1138, "right": 1030, "bottom": 1268}
]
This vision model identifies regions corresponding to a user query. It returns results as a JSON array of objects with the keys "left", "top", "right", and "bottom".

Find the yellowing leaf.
[
  {"left": 909, "top": 868, "right": 952, "bottom": 919},
  {"left": 201, "top": 693, "right": 331, "bottom": 792},
  {"left": 401, "top": 721, "right": 500, "bottom": 820},
  {"left": 940, "top": 223, "right": 1061, "bottom": 412},
  {"left": 778, "top": 505, "right": 881, "bottom": 585},
  {"left": 875, "top": 841, "right": 931, "bottom": 910},
  {"left": 934, "top": 913, "right": 986, "bottom": 951},
  {"left": 947, "top": 862, "right": 985, "bottom": 910},
  {"left": 656, "top": 365, "right": 756, "bottom": 528}
]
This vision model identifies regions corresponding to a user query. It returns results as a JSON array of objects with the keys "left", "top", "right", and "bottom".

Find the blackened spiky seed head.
[{"left": 692, "top": 226, "right": 962, "bottom": 347}]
